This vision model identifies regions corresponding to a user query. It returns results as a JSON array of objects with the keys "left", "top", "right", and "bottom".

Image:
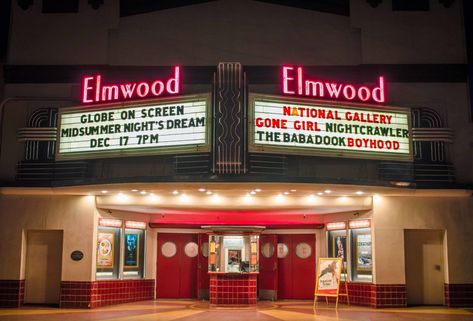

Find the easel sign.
[{"left": 314, "top": 257, "right": 343, "bottom": 308}]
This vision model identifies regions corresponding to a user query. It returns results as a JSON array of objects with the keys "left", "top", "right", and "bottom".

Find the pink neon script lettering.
[
  {"left": 281, "top": 66, "right": 387, "bottom": 104},
  {"left": 81, "top": 66, "right": 181, "bottom": 104}
]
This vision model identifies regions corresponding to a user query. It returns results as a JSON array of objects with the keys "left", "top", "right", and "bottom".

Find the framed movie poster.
[
  {"left": 124, "top": 233, "right": 139, "bottom": 268},
  {"left": 333, "top": 235, "right": 347, "bottom": 262},
  {"left": 97, "top": 231, "right": 114, "bottom": 268},
  {"left": 356, "top": 233, "right": 372, "bottom": 272},
  {"left": 314, "top": 257, "right": 342, "bottom": 296}
]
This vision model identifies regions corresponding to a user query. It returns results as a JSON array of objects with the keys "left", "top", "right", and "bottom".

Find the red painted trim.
[{"left": 147, "top": 209, "right": 324, "bottom": 228}]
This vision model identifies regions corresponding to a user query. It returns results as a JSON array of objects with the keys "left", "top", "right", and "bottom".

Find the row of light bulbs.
[{"left": 98, "top": 188, "right": 365, "bottom": 196}]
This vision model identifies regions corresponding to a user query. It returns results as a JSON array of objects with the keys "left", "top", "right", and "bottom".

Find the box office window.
[
  {"left": 96, "top": 226, "right": 121, "bottom": 280},
  {"left": 123, "top": 229, "right": 145, "bottom": 279},
  {"left": 327, "top": 223, "right": 372, "bottom": 283}
]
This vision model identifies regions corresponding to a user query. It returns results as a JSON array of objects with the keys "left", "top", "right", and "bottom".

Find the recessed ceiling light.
[
  {"left": 211, "top": 194, "right": 222, "bottom": 203},
  {"left": 131, "top": 189, "right": 139, "bottom": 192},
  {"left": 283, "top": 191, "right": 290, "bottom": 195},
  {"left": 179, "top": 193, "right": 190, "bottom": 203},
  {"left": 198, "top": 188, "right": 206, "bottom": 192},
  {"left": 355, "top": 191, "right": 364, "bottom": 195},
  {"left": 206, "top": 191, "right": 213, "bottom": 195},
  {"left": 101, "top": 190, "right": 108, "bottom": 194},
  {"left": 317, "top": 192, "right": 324, "bottom": 196},
  {"left": 140, "top": 191, "right": 147, "bottom": 195},
  {"left": 290, "top": 189, "right": 297, "bottom": 192},
  {"left": 172, "top": 190, "right": 179, "bottom": 195},
  {"left": 324, "top": 190, "right": 332, "bottom": 194},
  {"left": 250, "top": 191, "right": 256, "bottom": 195},
  {"left": 254, "top": 188, "right": 262, "bottom": 192}
]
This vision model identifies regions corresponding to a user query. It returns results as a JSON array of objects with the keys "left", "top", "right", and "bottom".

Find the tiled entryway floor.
[{"left": 1, "top": 300, "right": 472, "bottom": 321}]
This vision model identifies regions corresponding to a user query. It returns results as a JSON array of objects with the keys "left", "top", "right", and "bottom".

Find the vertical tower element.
[{"left": 212, "top": 62, "right": 247, "bottom": 174}]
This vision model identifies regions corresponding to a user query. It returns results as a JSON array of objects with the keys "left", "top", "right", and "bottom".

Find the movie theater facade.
[{"left": 0, "top": 0, "right": 472, "bottom": 311}]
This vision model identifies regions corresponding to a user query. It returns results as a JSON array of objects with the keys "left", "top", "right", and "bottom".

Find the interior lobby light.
[
  {"left": 99, "top": 218, "right": 122, "bottom": 228},
  {"left": 349, "top": 219, "right": 371, "bottom": 229},
  {"left": 355, "top": 191, "right": 364, "bottom": 195},
  {"left": 125, "top": 220, "right": 147, "bottom": 229},
  {"left": 326, "top": 221, "right": 346, "bottom": 230},
  {"left": 172, "top": 190, "right": 179, "bottom": 195},
  {"left": 324, "top": 189, "right": 332, "bottom": 194}
]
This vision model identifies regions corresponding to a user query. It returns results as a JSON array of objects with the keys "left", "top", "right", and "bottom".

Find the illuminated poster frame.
[
  {"left": 56, "top": 94, "right": 211, "bottom": 160},
  {"left": 248, "top": 94, "right": 413, "bottom": 161}
]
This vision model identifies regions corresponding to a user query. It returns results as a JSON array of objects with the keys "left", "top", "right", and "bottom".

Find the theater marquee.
[
  {"left": 56, "top": 94, "right": 211, "bottom": 160},
  {"left": 249, "top": 94, "right": 412, "bottom": 161}
]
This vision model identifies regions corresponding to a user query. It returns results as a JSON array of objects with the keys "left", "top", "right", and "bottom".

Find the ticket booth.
[{"left": 206, "top": 227, "right": 261, "bottom": 306}]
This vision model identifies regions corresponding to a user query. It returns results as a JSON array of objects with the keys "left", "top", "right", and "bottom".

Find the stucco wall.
[
  {"left": 373, "top": 195, "right": 473, "bottom": 285},
  {"left": 0, "top": 195, "right": 96, "bottom": 281}
]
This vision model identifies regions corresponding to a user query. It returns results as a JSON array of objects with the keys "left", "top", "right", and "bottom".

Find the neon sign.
[
  {"left": 282, "top": 66, "right": 386, "bottom": 104},
  {"left": 82, "top": 66, "right": 180, "bottom": 104},
  {"left": 249, "top": 94, "right": 412, "bottom": 161}
]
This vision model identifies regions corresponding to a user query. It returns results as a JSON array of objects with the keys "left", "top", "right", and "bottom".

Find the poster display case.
[
  {"left": 351, "top": 228, "right": 372, "bottom": 281},
  {"left": 96, "top": 226, "right": 121, "bottom": 280},
  {"left": 123, "top": 228, "right": 145, "bottom": 278},
  {"left": 326, "top": 220, "right": 372, "bottom": 283},
  {"left": 96, "top": 220, "right": 147, "bottom": 280}
]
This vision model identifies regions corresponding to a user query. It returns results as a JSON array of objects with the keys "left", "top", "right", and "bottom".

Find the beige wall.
[
  {"left": 0, "top": 195, "right": 96, "bottom": 281},
  {"left": 373, "top": 195, "right": 473, "bottom": 284}
]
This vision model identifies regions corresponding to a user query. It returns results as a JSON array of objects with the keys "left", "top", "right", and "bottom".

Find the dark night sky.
[
  {"left": 0, "top": 0, "right": 11, "bottom": 61},
  {"left": 0, "top": 1, "right": 471, "bottom": 65}
]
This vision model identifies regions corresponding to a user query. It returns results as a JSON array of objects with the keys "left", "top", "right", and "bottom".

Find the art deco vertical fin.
[{"left": 212, "top": 62, "right": 247, "bottom": 174}]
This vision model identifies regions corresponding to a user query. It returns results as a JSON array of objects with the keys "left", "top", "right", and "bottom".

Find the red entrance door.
[
  {"left": 277, "top": 234, "right": 315, "bottom": 299},
  {"left": 156, "top": 233, "right": 198, "bottom": 298},
  {"left": 197, "top": 233, "right": 209, "bottom": 299},
  {"left": 258, "top": 234, "right": 278, "bottom": 300}
]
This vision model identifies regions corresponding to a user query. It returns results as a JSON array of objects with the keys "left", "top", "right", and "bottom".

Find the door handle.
[{"left": 434, "top": 264, "right": 441, "bottom": 271}]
